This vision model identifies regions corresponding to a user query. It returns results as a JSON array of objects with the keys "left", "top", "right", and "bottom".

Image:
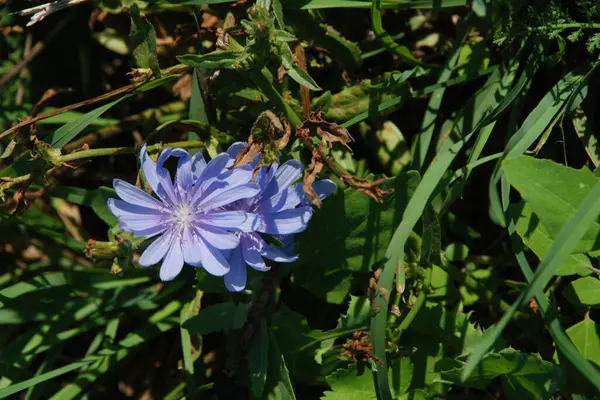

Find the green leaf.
[
  {"left": 263, "top": 331, "right": 297, "bottom": 400},
  {"left": 322, "top": 366, "right": 376, "bottom": 400},
  {"left": 178, "top": 51, "right": 243, "bottom": 69},
  {"left": 336, "top": 295, "right": 371, "bottom": 330},
  {"left": 45, "top": 95, "right": 131, "bottom": 149},
  {"left": 410, "top": 302, "right": 485, "bottom": 357},
  {"left": 510, "top": 202, "right": 593, "bottom": 276},
  {"left": 129, "top": 4, "right": 161, "bottom": 77},
  {"left": 503, "top": 156, "right": 600, "bottom": 253},
  {"left": 293, "top": 172, "right": 420, "bottom": 303},
  {"left": 463, "top": 174, "right": 600, "bottom": 382},
  {"left": 286, "top": 64, "right": 321, "bottom": 91},
  {"left": 248, "top": 320, "right": 270, "bottom": 399},
  {"left": 564, "top": 277, "right": 600, "bottom": 307},
  {"left": 182, "top": 302, "right": 249, "bottom": 335},
  {"left": 287, "top": 11, "right": 361, "bottom": 70},
  {"left": 439, "top": 348, "right": 562, "bottom": 399},
  {"left": 567, "top": 316, "right": 600, "bottom": 368}
]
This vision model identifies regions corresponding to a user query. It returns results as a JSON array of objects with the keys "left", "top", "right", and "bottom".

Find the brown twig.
[{"left": 0, "top": 65, "right": 190, "bottom": 141}]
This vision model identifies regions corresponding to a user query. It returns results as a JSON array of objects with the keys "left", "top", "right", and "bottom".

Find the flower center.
[{"left": 172, "top": 202, "right": 193, "bottom": 229}]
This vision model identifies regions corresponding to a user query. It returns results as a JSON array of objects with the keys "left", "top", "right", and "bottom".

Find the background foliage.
[{"left": 2, "top": 0, "right": 600, "bottom": 398}]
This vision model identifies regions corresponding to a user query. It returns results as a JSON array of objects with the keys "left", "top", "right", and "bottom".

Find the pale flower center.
[{"left": 172, "top": 202, "right": 193, "bottom": 229}]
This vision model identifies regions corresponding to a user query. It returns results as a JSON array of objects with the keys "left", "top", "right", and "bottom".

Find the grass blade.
[{"left": 462, "top": 178, "right": 600, "bottom": 382}]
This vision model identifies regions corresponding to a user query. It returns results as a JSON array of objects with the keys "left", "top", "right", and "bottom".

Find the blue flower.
[
  {"left": 222, "top": 143, "right": 337, "bottom": 291},
  {"left": 108, "top": 145, "right": 260, "bottom": 281}
]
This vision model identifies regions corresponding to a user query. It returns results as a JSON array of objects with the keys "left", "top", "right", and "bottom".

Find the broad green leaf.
[
  {"left": 129, "top": 4, "right": 161, "bottom": 77},
  {"left": 488, "top": 62, "right": 594, "bottom": 225},
  {"left": 564, "top": 277, "right": 600, "bottom": 307},
  {"left": 336, "top": 295, "right": 370, "bottom": 330},
  {"left": 248, "top": 320, "right": 270, "bottom": 399},
  {"left": 293, "top": 172, "right": 419, "bottom": 303},
  {"left": 264, "top": 331, "right": 297, "bottom": 400},
  {"left": 182, "top": 302, "right": 249, "bottom": 335},
  {"left": 510, "top": 202, "right": 593, "bottom": 276},
  {"left": 439, "top": 348, "right": 562, "bottom": 399},
  {"left": 410, "top": 302, "right": 485, "bottom": 357},
  {"left": 322, "top": 366, "right": 376, "bottom": 400},
  {"left": 464, "top": 176, "right": 600, "bottom": 382},
  {"left": 503, "top": 156, "right": 600, "bottom": 253},
  {"left": 567, "top": 316, "right": 600, "bottom": 368},
  {"left": 322, "top": 360, "right": 414, "bottom": 400}
]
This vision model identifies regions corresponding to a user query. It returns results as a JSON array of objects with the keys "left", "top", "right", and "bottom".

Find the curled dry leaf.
[
  {"left": 297, "top": 111, "right": 392, "bottom": 204},
  {"left": 303, "top": 147, "right": 325, "bottom": 207},
  {"left": 231, "top": 111, "right": 291, "bottom": 170}
]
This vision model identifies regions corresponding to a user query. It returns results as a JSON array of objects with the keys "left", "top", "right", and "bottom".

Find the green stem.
[
  {"left": 391, "top": 266, "right": 432, "bottom": 343},
  {"left": 56, "top": 140, "right": 205, "bottom": 163},
  {"left": 529, "top": 22, "right": 600, "bottom": 31},
  {"left": 250, "top": 68, "right": 302, "bottom": 128}
]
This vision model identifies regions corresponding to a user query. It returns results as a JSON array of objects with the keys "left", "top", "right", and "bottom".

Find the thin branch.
[{"left": 0, "top": 65, "right": 190, "bottom": 141}]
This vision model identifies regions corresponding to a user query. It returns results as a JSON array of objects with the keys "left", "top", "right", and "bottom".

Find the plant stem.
[
  {"left": 56, "top": 140, "right": 205, "bottom": 163},
  {"left": 529, "top": 22, "right": 600, "bottom": 31},
  {"left": 250, "top": 67, "right": 302, "bottom": 128},
  {"left": 391, "top": 265, "right": 432, "bottom": 342}
]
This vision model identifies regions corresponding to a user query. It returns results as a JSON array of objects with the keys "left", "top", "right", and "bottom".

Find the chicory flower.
[
  {"left": 222, "top": 143, "right": 336, "bottom": 291},
  {"left": 108, "top": 145, "right": 260, "bottom": 281}
]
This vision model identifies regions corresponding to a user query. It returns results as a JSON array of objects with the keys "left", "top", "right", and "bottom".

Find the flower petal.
[
  {"left": 241, "top": 235, "right": 268, "bottom": 271},
  {"left": 260, "top": 239, "right": 298, "bottom": 263},
  {"left": 224, "top": 246, "right": 247, "bottom": 292},
  {"left": 312, "top": 179, "right": 337, "bottom": 202},
  {"left": 258, "top": 207, "right": 313, "bottom": 235},
  {"left": 140, "top": 144, "right": 159, "bottom": 193},
  {"left": 159, "top": 236, "right": 184, "bottom": 281},
  {"left": 170, "top": 149, "right": 193, "bottom": 192},
  {"left": 226, "top": 142, "right": 247, "bottom": 160},
  {"left": 197, "top": 182, "right": 260, "bottom": 211},
  {"left": 198, "top": 237, "right": 230, "bottom": 276},
  {"left": 155, "top": 148, "right": 180, "bottom": 205},
  {"left": 198, "top": 153, "right": 230, "bottom": 190},
  {"left": 191, "top": 152, "right": 207, "bottom": 183},
  {"left": 196, "top": 225, "right": 240, "bottom": 250},
  {"left": 201, "top": 210, "right": 258, "bottom": 232},
  {"left": 181, "top": 226, "right": 202, "bottom": 265},
  {"left": 113, "top": 179, "right": 163, "bottom": 211},
  {"left": 107, "top": 199, "right": 166, "bottom": 232},
  {"left": 139, "top": 228, "right": 175, "bottom": 266},
  {"left": 260, "top": 185, "right": 303, "bottom": 213},
  {"left": 261, "top": 160, "right": 302, "bottom": 200}
]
